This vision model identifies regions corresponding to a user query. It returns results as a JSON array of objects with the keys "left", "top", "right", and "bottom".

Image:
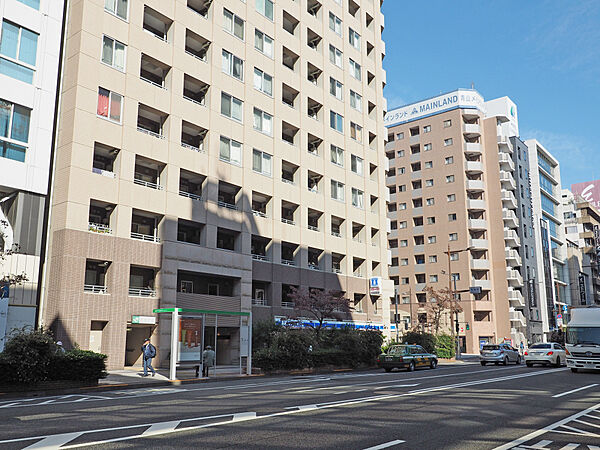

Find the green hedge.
[
  {"left": 401, "top": 331, "right": 437, "bottom": 354},
  {"left": 434, "top": 334, "right": 455, "bottom": 359},
  {"left": 0, "top": 329, "right": 107, "bottom": 385}
]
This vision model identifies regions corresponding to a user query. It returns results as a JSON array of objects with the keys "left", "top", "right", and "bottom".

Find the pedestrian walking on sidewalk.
[
  {"left": 141, "top": 338, "right": 156, "bottom": 377},
  {"left": 202, "top": 345, "right": 215, "bottom": 377}
]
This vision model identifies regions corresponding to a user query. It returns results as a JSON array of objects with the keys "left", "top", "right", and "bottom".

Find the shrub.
[
  {"left": 253, "top": 329, "right": 313, "bottom": 372},
  {"left": 401, "top": 331, "right": 436, "bottom": 354},
  {"left": 252, "top": 320, "right": 283, "bottom": 350},
  {"left": 49, "top": 349, "right": 108, "bottom": 382},
  {"left": 435, "top": 334, "right": 455, "bottom": 359}
]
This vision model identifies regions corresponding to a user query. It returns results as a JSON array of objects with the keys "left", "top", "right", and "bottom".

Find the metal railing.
[
  {"left": 179, "top": 190, "right": 202, "bottom": 201},
  {"left": 183, "top": 95, "right": 205, "bottom": 107},
  {"left": 134, "top": 178, "right": 163, "bottom": 190},
  {"left": 331, "top": 268, "right": 342, "bottom": 274},
  {"left": 217, "top": 200, "right": 237, "bottom": 210},
  {"left": 131, "top": 232, "right": 160, "bottom": 243},
  {"left": 137, "top": 126, "right": 166, "bottom": 140},
  {"left": 308, "top": 263, "right": 320, "bottom": 270},
  {"left": 88, "top": 222, "right": 112, "bottom": 234},
  {"left": 252, "top": 210, "right": 268, "bottom": 218},
  {"left": 128, "top": 287, "right": 157, "bottom": 297},
  {"left": 140, "top": 76, "right": 167, "bottom": 90},
  {"left": 252, "top": 254, "right": 269, "bottom": 261},
  {"left": 281, "top": 259, "right": 296, "bottom": 266},
  {"left": 144, "top": 28, "right": 168, "bottom": 43},
  {"left": 185, "top": 50, "right": 207, "bottom": 63},
  {"left": 308, "top": 225, "right": 319, "bottom": 232},
  {"left": 331, "top": 231, "right": 342, "bottom": 238},
  {"left": 181, "top": 142, "right": 204, "bottom": 152},
  {"left": 281, "top": 218, "right": 295, "bottom": 225},
  {"left": 252, "top": 298, "right": 267, "bottom": 306},
  {"left": 84, "top": 284, "right": 108, "bottom": 294},
  {"left": 91, "top": 167, "right": 116, "bottom": 178},
  {"left": 281, "top": 177, "right": 295, "bottom": 185},
  {"left": 281, "top": 301, "right": 295, "bottom": 308}
]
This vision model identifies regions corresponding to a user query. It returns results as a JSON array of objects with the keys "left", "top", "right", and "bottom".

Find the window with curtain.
[
  {"left": 253, "top": 68, "right": 272, "bottom": 96},
  {"left": 254, "top": 30, "right": 273, "bottom": 58},
  {"left": 219, "top": 136, "right": 242, "bottom": 165},
  {"left": 331, "top": 180, "right": 345, "bottom": 201},
  {"left": 330, "top": 111, "right": 343, "bottom": 132},
  {"left": 101, "top": 35, "right": 126, "bottom": 71},
  {"left": 97, "top": 88, "right": 122, "bottom": 123},
  {"left": 223, "top": 9, "right": 245, "bottom": 40},
  {"left": 0, "top": 20, "right": 38, "bottom": 84},
  {"left": 253, "top": 108, "right": 272, "bottom": 135},
  {"left": 222, "top": 49, "right": 244, "bottom": 81},
  {"left": 252, "top": 149, "right": 272, "bottom": 176},
  {"left": 330, "top": 145, "right": 344, "bottom": 166},
  {"left": 105, "top": 0, "right": 128, "bottom": 20},
  {"left": 0, "top": 99, "right": 30, "bottom": 162},
  {"left": 221, "top": 92, "right": 243, "bottom": 122},
  {"left": 351, "top": 188, "right": 364, "bottom": 209},
  {"left": 256, "top": 0, "right": 274, "bottom": 20}
]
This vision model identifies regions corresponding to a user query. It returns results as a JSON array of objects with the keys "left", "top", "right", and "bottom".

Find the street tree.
[
  {"left": 424, "top": 285, "right": 462, "bottom": 336},
  {"left": 0, "top": 219, "right": 27, "bottom": 289},
  {"left": 288, "top": 287, "right": 351, "bottom": 340}
]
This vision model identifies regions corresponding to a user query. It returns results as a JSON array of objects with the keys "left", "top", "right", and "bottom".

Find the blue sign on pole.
[
  {"left": 562, "top": 305, "right": 567, "bottom": 312},
  {"left": 0, "top": 283, "right": 8, "bottom": 299}
]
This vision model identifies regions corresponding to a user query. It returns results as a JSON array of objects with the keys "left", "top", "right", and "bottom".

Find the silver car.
[
  {"left": 480, "top": 343, "right": 521, "bottom": 366},
  {"left": 525, "top": 342, "right": 566, "bottom": 367}
]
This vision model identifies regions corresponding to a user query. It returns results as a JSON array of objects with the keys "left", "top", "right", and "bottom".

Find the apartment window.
[
  {"left": 349, "top": 28, "right": 360, "bottom": 49},
  {"left": 222, "top": 49, "right": 244, "bottom": 81},
  {"left": 397, "top": 150, "right": 405, "bottom": 157},
  {"left": 426, "top": 198, "right": 434, "bottom": 206},
  {"left": 398, "top": 202, "right": 407, "bottom": 210},
  {"left": 17, "top": 0, "right": 40, "bottom": 9},
  {"left": 429, "top": 255, "right": 437, "bottom": 263},
  {"left": 449, "top": 233, "right": 458, "bottom": 241},
  {"left": 444, "top": 138, "right": 453, "bottom": 146},
  {"left": 400, "top": 258, "right": 408, "bottom": 266},
  {"left": 253, "top": 68, "right": 273, "bottom": 96},
  {"left": 329, "top": 44, "right": 343, "bottom": 68},
  {"left": 448, "top": 213, "right": 457, "bottom": 221},
  {"left": 331, "top": 180, "right": 345, "bottom": 201},
  {"left": 351, "top": 188, "right": 364, "bottom": 208},
  {"left": 445, "top": 156, "right": 454, "bottom": 165},
  {"left": 427, "top": 236, "right": 436, "bottom": 244},
  {"left": 397, "top": 132, "right": 404, "bottom": 140},
  {"left": 329, "top": 12, "right": 342, "bottom": 36},
  {"left": 446, "top": 175, "right": 455, "bottom": 183},
  {"left": 400, "top": 240, "right": 408, "bottom": 248},
  {"left": 401, "top": 277, "right": 409, "bottom": 285},
  {"left": 447, "top": 194, "right": 456, "bottom": 202},
  {"left": 0, "top": 99, "right": 30, "bottom": 162},
  {"left": 350, "top": 91, "right": 362, "bottom": 112},
  {"left": 223, "top": 9, "right": 245, "bottom": 40},
  {"left": 425, "top": 179, "right": 434, "bottom": 187},
  {"left": 349, "top": 59, "right": 361, "bottom": 80},
  {"left": 350, "top": 122, "right": 362, "bottom": 142},
  {"left": 330, "top": 77, "right": 343, "bottom": 100},
  {"left": 450, "top": 252, "right": 459, "bottom": 261},
  {"left": 330, "top": 111, "right": 343, "bottom": 133},
  {"left": 221, "top": 92, "right": 243, "bottom": 121},
  {"left": 254, "top": 30, "right": 273, "bottom": 57},
  {"left": 429, "top": 275, "right": 438, "bottom": 283},
  {"left": 256, "top": 0, "right": 274, "bottom": 20},
  {"left": 423, "top": 143, "right": 432, "bottom": 151},
  {"left": 105, "top": 0, "right": 128, "bottom": 20},
  {"left": 253, "top": 107, "right": 273, "bottom": 135},
  {"left": 427, "top": 217, "right": 435, "bottom": 225},
  {"left": 0, "top": 20, "right": 38, "bottom": 84},
  {"left": 399, "top": 221, "right": 407, "bottom": 229},
  {"left": 351, "top": 155, "right": 363, "bottom": 175},
  {"left": 331, "top": 145, "right": 344, "bottom": 166},
  {"left": 101, "top": 35, "right": 126, "bottom": 72},
  {"left": 424, "top": 161, "right": 433, "bottom": 169},
  {"left": 252, "top": 149, "right": 272, "bottom": 176},
  {"left": 423, "top": 125, "right": 431, "bottom": 133},
  {"left": 443, "top": 119, "right": 452, "bottom": 128},
  {"left": 398, "top": 185, "right": 406, "bottom": 192},
  {"left": 97, "top": 87, "right": 122, "bottom": 123},
  {"left": 220, "top": 136, "right": 242, "bottom": 165}
]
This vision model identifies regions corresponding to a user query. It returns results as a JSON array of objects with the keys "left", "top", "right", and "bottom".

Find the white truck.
[{"left": 566, "top": 306, "right": 600, "bottom": 372}]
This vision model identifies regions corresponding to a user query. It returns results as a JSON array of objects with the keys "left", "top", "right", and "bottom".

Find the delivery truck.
[{"left": 566, "top": 306, "right": 600, "bottom": 372}]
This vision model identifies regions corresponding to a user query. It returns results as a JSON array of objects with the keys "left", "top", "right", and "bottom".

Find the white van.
[{"left": 566, "top": 306, "right": 600, "bottom": 372}]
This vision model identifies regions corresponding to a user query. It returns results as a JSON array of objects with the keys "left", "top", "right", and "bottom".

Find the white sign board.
[
  {"left": 370, "top": 277, "right": 382, "bottom": 296},
  {"left": 132, "top": 315, "right": 156, "bottom": 325}
]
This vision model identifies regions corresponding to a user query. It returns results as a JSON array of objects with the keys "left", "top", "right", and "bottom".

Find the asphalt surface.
[{"left": 0, "top": 363, "right": 599, "bottom": 449}]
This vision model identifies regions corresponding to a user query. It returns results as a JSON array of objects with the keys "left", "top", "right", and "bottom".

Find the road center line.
[
  {"left": 552, "top": 384, "right": 598, "bottom": 398},
  {"left": 363, "top": 439, "right": 405, "bottom": 449}
]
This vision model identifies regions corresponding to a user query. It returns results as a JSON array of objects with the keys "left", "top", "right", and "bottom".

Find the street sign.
[
  {"left": 132, "top": 315, "right": 156, "bottom": 325},
  {"left": 557, "top": 314, "right": 562, "bottom": 320},
  {"left": 369, "top": 277, "right": 382, "bottom": 296},
  {"left": 469, "top": 286, "right": 482, "bottom": 294},
  {"left": 562, "top": 305, "right": 567, "bottom": 312}
]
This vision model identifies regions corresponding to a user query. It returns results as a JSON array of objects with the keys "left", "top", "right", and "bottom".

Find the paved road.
[{"left": 0, "top": 363, "right": 599, "bottom": 449}]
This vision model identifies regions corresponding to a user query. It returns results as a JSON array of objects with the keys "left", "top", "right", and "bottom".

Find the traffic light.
[{"left": 466, "top": 323, "right": 470, "bottom": 331}]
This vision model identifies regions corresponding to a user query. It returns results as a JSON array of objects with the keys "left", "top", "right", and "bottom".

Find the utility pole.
[{"left": 394, "top": 293, "right": 399, "bottom": 343}]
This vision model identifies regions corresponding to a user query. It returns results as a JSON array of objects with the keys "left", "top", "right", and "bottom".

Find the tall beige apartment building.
[
  {"left": 384, "top": 90, "right": 527, "bottom": 354},
  {"left": 41, "top": 0, "right": 390, "bottom": 369}
]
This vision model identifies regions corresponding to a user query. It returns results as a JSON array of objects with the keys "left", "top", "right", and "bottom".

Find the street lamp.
[{"left": 443, "top": 244, "right": 473, "bottom": 360}]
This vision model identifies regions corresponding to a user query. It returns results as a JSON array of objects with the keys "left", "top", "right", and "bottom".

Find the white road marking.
[
  {"left": 142, "top": 421, "right": 180, "bottom": 436},
  {"left": 374, "top": 384, "right": 419, "bottom": 390},
  {"left": 553, "top": 384, "right": 598, "bottom": 398},
  {"left": 494, "top": 402, "right": 600, "bottom": 450},
  {"left": 23, "top": 432, "right": 83, "bottom": 449},
  {"left": 363, "top": 439, "right": 405, "bottom": 449}
]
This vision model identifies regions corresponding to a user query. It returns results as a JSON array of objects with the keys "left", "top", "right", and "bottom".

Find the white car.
[{"left": 524, "top": 342, "right": 566, "bottom": 367}]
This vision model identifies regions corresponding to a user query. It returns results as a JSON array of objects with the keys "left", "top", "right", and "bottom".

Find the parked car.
[
  {"left": 480, "top": 343, "right": 521, "bottom": 365},
  {"left": 524, "top": 342, "right": 566, "bottom": 367},
  {"left": 377, "top": 345, "right": 438, "bottom": 372}
]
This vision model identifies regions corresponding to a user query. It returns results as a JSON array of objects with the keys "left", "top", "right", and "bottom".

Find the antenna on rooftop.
[{"left": 471, "top": 82, "right": 475, "bottom": 89}]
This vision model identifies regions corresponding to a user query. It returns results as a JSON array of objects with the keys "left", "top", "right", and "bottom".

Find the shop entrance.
[{"left": 125, "top": 325, "right": 153, "bottom": 366}]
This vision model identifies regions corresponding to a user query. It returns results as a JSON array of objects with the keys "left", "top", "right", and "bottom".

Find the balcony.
[
  {"left": 471, "top": 279, "right": 492, "bottom": 291},
  {"left": 501, "top": 191, "right": 518, "bottom": 210},
  {"left": 464, "top": 161, "right": 483, "bottom": 173},
  {"left": 464, "top": 142, "right": 482, "bottom": 155},
  {"left": 466, "top": 180, "right": 485, "bottom": 192},
  {"left": 510, "top": 309, "right": 527, "bottom": 328},
  {"left": 500, "top": 171, "right": 516, "bottom": 190},
  {"left": 281, "top": 301, "right": 295, "bottom": 308},
  {"left": 505, "top": 249, "right": 522, "bottom": 266},
  {"left": 497, "top": 135, "right": 513, "bottom": 153},
  {"left": 131, "top": 232, "right": 160, "bottom": 243},
  {"left": 88, "top": 222, "right": 112, "bottom": 235},
  {"left": 470, "top": 259, "right": 490, "bottom": 270},
  {"left": 503, "top": 210, "right": 519, "bottom": 229},
  {"left": 498, "top": 153, "right": 515, "bottom": 171},
  {"left": 506, "top": 269, "right": 524, "bottom": 287},
  {"left": 468, "top": 219, "right": 488, "bottom": 230},
  {"left": 128, "top": 287, "right": 157, "bottom": 297},
  {"left": 463, "top": 123, "right": 481, "bottom": 136},
  {"left": 84, "top": 284, "right": 108, "bottom": 294},
  {"left": 508, "top": 290, "right": 525, "bottom": 308},
  {"left": 504, "top": 229, "right": 520, "bottom": 247},
  {"left": 467, "top": 199, "right": 486, "bottom": 211},
  {"left": 469, "top": 239, "right": 489, "bottom": 250}
]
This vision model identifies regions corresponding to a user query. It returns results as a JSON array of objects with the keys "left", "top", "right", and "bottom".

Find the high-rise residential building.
[
  {"left": 526, "top": 139, "right": 569, "bottom": 335},
  {"left": 562, "top": 189, "right": 600, "bottom": 306},
  {"left": 0, "top": 0, "right": 65, "bottom": 350},
  {"left": 384, "top": 89, "right": 534, "bottom": 353},
  {"left": 41, "top": 0, "right": 391, "bottom": 369}
]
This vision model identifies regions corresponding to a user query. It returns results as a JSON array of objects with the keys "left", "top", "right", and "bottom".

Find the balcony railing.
[
  {"left": 281, "top": 218, "right": 295, "bottom": 225},
  {"left": 131, "top": 232, "right": 160, "bottom": 243},
  {"left": 88, "top": 222, "right": 112, "bottom": 234},
  {"left": 140, "top": 76, "right": 167, "bottom": 90},
  {"left": 137, "top": 126, "right": 166, "bottom": 140},
  {"left": 129, "top": 287, "right": 157, "bottom": 297},
  {"left": 84, "top": 284, "right": 108, "bottom": 294},
  {"left": 181, "top": 142, "right": 204, "bottom": 152},
  {"left": 92, "top": 167, "right": 116, "bottom": 178},
  {"left": 281, "top": 301, "right": 295, "bottom": 308},
  {"left": 179, "top": 190, "right": 202, "bottom": 201},
  {"left": 281, "top": 177, "right": 295, "bottom": 185},
  {"left": 308, "top": 225, "right": 319, "bottom": 232},
  {"left": 331, "top": 231, "right": 342, "bottom": 238},
  {"left": 252, "top": 254, "right": 269, "bottom": 261},
  {"left": 252, "top": 298, "right": 267, "bottom": 306},
  {"left": 134, "top": 178, "right": 164, "bottom": 190},
  {"left": 252, "top": 210, "right": 268, "bottom": 218},
  {"left": 308, "top": 263, "right": 320, "bottom": 270},
  {"left": 217, "top": 200, "right": 237, "bottom": 210},
  {"left": 331, "top": 268, "right": 342, "bottom": 274}
]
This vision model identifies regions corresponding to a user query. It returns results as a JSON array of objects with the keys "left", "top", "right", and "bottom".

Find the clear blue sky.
[{"left": 381, "top": 0, "right": 600, "bottom": 189}]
